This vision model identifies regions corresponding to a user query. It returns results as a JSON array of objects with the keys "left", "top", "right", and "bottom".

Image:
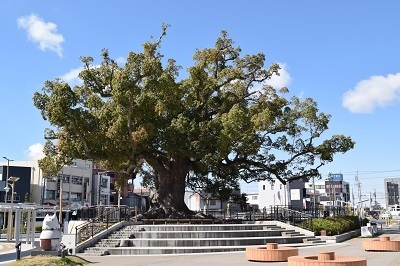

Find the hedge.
[{"left": 300, "top": 215, "right": 368, "bottom": 236}]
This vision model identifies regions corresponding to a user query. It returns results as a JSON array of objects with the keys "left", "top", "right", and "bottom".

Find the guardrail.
[
  {"left": 269, "top": 206, "right": 314, "bottom": 231},
  {"left": 75, "top": 206, "right": 132, "bottom": 244}
]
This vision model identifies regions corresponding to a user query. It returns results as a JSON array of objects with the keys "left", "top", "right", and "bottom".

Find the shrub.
[{"left": 300, "top": 215, "right": 363, "bottom": 236}]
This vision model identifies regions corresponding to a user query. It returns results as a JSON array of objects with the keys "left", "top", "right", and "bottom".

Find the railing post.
[{"left": 135, "top": 206, "right": 137, "bottom": 222}]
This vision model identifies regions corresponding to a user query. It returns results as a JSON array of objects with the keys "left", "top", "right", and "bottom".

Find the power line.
[{"left": 339, "top": 170, "right": 400, "bottom": 175}]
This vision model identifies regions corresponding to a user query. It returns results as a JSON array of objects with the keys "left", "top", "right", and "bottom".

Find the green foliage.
[
  {"left": 3, "top": 225, "right": 43, "bottom": 234},
  {"left": 301, "top": 216, "right": 362, "bottom": 236},
  {"left": 33, "top": 27, "right": 355, "bottom": 213}
]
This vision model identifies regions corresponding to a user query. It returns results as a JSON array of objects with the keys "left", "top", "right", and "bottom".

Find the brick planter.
[
  {"left": 288, "top": 251, "right": 366, "bottom": 266},
  {"left": 362, "top": 236, "right": 400, "bottom": 251},
  {"left": 246, "top": 243, "right": 298, "bottom": 262}
]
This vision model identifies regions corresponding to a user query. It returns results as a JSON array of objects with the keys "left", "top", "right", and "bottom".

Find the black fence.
[
  {"left": 73, "top": 204, "right": 357, "bottom": 244},
  {"left": 75, "top": 205, "right": 136, "bottom": 244}
]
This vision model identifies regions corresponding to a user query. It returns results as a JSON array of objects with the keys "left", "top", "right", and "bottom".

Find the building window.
[
  {"left": 71, "top": 176, "right": 83, "bottom": 185},
  {"left": 100, "top": 177, "right": 108, "bottom": 188},
  {"left": 62, "top": 192, "right": 69, "bottom": 200},
  {"left": 45, "top": 190, "right": 56, "bottom": 200},
  {"left": 100, "top": 195, "right": 107, "bottom": 205},
  {"left": 71, "top": 193, "right": 82, "bottom": 202},
  {"left": 83, "top": 178, "right": 89, "bottom": 200},
  {"left": 58, "top": 173, "right": 70, "bottom": 183},
  {"left": 209, "top": 200, "right": 217, "bottom": 205},
  {"left": 252, "top": 196, "right": 258, "bottom": 200},
  {"left": 71, "top": 162, "right": 77, "bottom": 167},
  {"left": 263, "top": 185, "right": 265, "bottom": 190}
]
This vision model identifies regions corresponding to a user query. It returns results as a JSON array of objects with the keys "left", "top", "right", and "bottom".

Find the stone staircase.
[{"left": 80, "top": 221, "right": 326, "bottom": 256}]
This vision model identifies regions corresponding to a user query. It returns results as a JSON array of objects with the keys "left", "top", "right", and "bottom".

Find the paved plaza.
[{"left": 1, "top": 224, "right": 400, "bottom": 265}]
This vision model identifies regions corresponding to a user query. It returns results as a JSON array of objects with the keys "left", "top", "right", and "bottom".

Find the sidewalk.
[
  {"left": 1, "top": 225, "right": 400, "bottom": 265},
  {"left": 0, "top": 238, "right": 38, "bottom": 265}
]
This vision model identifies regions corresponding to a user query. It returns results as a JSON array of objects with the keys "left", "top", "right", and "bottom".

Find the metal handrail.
[{"left": 75, "top": 206, "right": 130, "bottom": 244}]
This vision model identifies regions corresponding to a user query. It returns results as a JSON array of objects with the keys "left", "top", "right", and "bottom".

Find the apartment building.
[
  {"left": 43, "top": 159, "right": 93, "bottom": 208},
  {"left": 384, "top": 178, "right": 400, "bottom": 208}
]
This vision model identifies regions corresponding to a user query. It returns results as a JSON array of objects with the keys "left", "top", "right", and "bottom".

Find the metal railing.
[
  {"left": 75, "top": 205, "right": 132, "bottom": 244},
  {"left": 269, "top": 205, "right": 314, "bottom": 230}
]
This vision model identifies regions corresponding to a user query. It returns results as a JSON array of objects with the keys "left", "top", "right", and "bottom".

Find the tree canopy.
[{"left": 33, "top": 28, "right": 355, "bottom": 217}]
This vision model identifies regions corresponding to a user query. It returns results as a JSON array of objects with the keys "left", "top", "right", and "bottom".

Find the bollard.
[
  {"left": 60, "top": 243, "right": 66, "bottom": 258},
  {"left": 15, "top": 242, "right": 21, "bottom": 260}
]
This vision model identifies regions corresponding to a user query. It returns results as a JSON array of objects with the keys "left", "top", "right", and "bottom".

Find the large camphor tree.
[{"left": 33, "top": 28, "right": 355, "bottom": 218}]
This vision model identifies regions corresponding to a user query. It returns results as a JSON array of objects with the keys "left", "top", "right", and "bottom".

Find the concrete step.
[
  {"left": 122, "top": 224, "right": 268, "bottom": 232},
  {"left": 82, "top": 246, "right": 248, "bottom": 256},
  {"left": 91, "top": 235, "right": 311, "bottom": 248},
  {"left": 107, "top": 229, "right": 291, "bottom": 239},
  {"left": 303, "top": 237, "right": 326, "bottom": 244},
  {"left": 281, "top": 231, "right": 305, "bottom": 237},
  {"left": 79, "top": 222, "right": 324, "bottom": 256},
  {"left": 83, "top": 241, "right": 323, "bottom": 256}
]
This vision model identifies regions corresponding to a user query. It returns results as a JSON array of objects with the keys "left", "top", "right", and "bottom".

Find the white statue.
[{"left": 40, "top": 212, "right": 61, "bottom": 251}]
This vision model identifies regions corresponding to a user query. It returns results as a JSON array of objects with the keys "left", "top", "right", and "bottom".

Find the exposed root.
[{"left": 135, "top": 207, "right": 214, "bottom": 220}]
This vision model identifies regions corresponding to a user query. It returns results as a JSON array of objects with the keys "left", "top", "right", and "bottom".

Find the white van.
[{"left": 389, "top": 205, "right": 400, "bottom": 216}]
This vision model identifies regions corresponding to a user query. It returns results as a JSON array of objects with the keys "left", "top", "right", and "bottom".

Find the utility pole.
[
  {"left": 328, "top": 172, "right": 333, "bottom": 216},
  {"left": 312, "top": 175, "right": 316, "bottom": 217},
  {"left": 59, "top": 169, "right": 63, "bottom": 226},
  {"left": 355, "top": 172, "right": 362, "bottom": 218}
]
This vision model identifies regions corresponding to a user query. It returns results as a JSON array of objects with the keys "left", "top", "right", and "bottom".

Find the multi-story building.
[
  {"left": 245, "top": 192, "right": 259, "bottom": 210},
  {"left": 43, "top": 159, "right": 93, "bottom": 208},
  {"left": 257, "top": 179, "right": 306, "bottom": 211},
  {"left": 304, "top": 173, "right": 350, "bottom": 212},
  {"left": 256, "top": 173, "right": 351, "bottom": 213},
  {"left": 0, "top": 163, "right": 33, "bottom": 204},
  {"left": 384, "top": 178, "right": 400, "bottom": 208},
  {"left": 92, "top": 163, "right": 135, "bottom": 206}
]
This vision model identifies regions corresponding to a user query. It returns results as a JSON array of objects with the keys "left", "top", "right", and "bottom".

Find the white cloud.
[
  {"left": 116, "top": 57, "right": 126, "bottom": 65},
  {"left": 265, "top": 62, "right": 292, "bottom": 89},
  {"left": 17, "top": 14, "right": 65, "bottom": 57},
  {"left": 342, "top": 73, "right": 400, "bottom": 114},
  {"left": 61, "top": 67, "right": 83, "bottom": 84},
  {"left": 24, "top": 143, "right": 45, "bottom": 161}
]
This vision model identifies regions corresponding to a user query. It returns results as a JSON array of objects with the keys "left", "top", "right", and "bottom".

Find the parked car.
[
  {"left": 389, "top": 205, "right": 400, "bottom": 216},
  {"left": 366, "top": 211, "right": 379, "bottom": 220}
]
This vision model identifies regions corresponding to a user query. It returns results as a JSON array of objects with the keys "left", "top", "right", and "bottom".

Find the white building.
[
  {"left": 93, "top": 173, "right": 111, "bottom": 206},
  {"left": 43, "top": 159, "right": 93, "bottom": 208},
  {"left": 186, "top": 191, "right": 223, "bottom": 212},
  {"left": 245, "top": 192, "right": 259, "bottom": 210},
  {"left": 257, "top": 180, "right": 289, "bottom": 211}
]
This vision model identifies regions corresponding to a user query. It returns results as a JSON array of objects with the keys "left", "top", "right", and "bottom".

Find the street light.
[{"left": 8, "top": 176, "right": 20, "bottom": 204}]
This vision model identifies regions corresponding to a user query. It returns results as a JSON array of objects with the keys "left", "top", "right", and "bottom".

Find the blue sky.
[{"left": 1, "top": 1, "right": 400, "bottom": 205}]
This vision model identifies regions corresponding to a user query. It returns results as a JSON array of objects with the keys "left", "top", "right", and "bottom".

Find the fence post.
[
  {"left": 135, "top": 206, "right": 137, "bottom": 222},
  {"left": 106, "top": 211, "right": 109, "bottom": 229}
]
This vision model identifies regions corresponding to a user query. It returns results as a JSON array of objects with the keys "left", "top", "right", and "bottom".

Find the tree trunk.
[{"left": 146, "top": 156, "right": 192, "bottom": 217}]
